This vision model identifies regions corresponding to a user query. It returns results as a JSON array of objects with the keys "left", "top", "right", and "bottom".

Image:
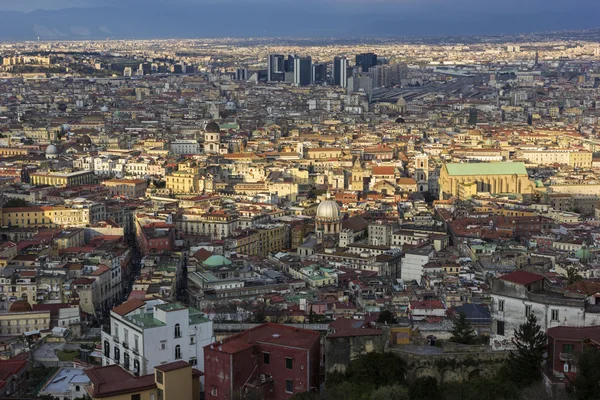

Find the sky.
[{"left": 0, "top": 0, "right": 597, "bottom": 39}]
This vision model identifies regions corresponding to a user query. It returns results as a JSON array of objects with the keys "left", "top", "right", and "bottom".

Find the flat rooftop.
[{"left": 41, "top": 367, "right": 90, "bottom": 395}]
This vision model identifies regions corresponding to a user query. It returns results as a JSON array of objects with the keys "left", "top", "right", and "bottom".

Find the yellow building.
[
  {"left": 306, "top": 147, "right": 343, "bottom": 159},
  {"left": 438, "top": 162, "right": 535, "bottom": 200},
  {"left": 226, "top": 224, "right": 290, "bottom": 257},
  {"left": 84, "top": 361, "right": 201, "bottom": 400},
  {"left": 2, "top": 206, "right": 89, "bottom": 228},
  {"left": 30, "top": 170, "right": 95, "bottom": 187},
  {"left": 0, "top": 301, "right": 50, "bottom": 335},
  {"left": 54, "top": 228, "right": 85, "bottom": 250},
  {"left": 457, "top": 181, "right": 477, "bottom": 200},
  {"left": 166, "top": 171, "right": 200, "bottom": 194}
]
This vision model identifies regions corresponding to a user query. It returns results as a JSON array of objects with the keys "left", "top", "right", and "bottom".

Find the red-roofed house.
[
  {"left": 544, "top": 326, "right": 600, "bottom": 392},
  {"left": 204, "top": 323, "right": 320, "bottom": 399},
  {"left": 0, "top": 355, "right": 29, "bottom": 397},
  {"left": 409, "top": 300, "right": 446, "bottom": 321}
]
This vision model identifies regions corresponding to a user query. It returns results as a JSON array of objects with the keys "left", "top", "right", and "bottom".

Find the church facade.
[{"left": 438, "top": 162, "right": 535, "bottom": 200}]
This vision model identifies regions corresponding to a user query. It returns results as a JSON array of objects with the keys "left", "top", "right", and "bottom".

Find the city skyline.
[{"left": 0, "top": 0, "right": 598, "bottom": 40}]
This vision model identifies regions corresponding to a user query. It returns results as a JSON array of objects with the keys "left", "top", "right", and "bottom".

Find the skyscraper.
[
  {"left": 267, "top": 54, "right": 285, "bottom": 82},
  {"left": 293, "top": 56, "right": 312, "bottom": 87},
  {"left": 235, "top": 68, "right": 248, "bottom": 81},
  {"left": 355, "top": 53, "right": 377, "bottom": 73},
  {"left": 312, "top": 63, "right": 327, "bottom": 83},
  {"left": 333, "top": 56, "right": 348, "bottom": 87}
]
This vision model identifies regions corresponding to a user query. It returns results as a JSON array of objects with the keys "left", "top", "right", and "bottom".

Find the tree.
[
  {"left": 3, "top": 198, "right": 29, "bottom": 208},
  {"left": 566, "top": 267, "right": 583, "bottom": 285},
  {"left": 371, "top": 384, "right": 409, "bottom": 400},
  {"left": 377, "top": 310, "right": 396, "bottom": 324},
  {"left": 504, "top": 313, "right": 547, "bottom": 386},
  {"left": 449, "top": 312, "right": 476, "bottom": 344},
  {"left": 409, "top": 377, "right": 441, "bottom": 400},
  {"left": 309, "top": 305, "right": 316, "bottom": 323},
  {"left": 344, "top": 352, "right": 406, "bottom": 388},
  {"left": 572, "top": 344, "right": 600, "bottom": 400}
]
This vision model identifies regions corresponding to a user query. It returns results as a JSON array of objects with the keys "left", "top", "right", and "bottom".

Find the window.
[
  {"left": 160, "top": 342, "right": 166, "bottom": 350},
  {"left": 131, "top": 395, "right": 141, "bottom": 400},
  {"left": 114, "top": 347, "right": 120, "bottom": 364},
  {"left": 174, "top": 324, "right": 181, "bottom": 338},
  {"left": 497, "top": 321, "right": 505, "bottom": 336},
  {"left": 189, "top": 357, "right": 197, "bottom": 366},
  {"left": 263, "top": 352, "right": 270, "bottom": 365},
  {"left": 563, "top": 344, "right": 574, "bottom": 354},
  {"left": 124, "top": 353, "right": 130, "bottom": 369},
  {"left": 285, "top": 379, "right": 294, "bottom": 394},
  {"left": 156, "top": 370, "right": 163, "bottom": 384},
  {"left": 158, "top": 389, "right": 164, "bottom": 400},
  {"left": 190, "top": 336, "right": 195, "bottom": 345},
  {"left": 75, "top": 386, "right": 80, "bottom": 392},
  {"left": 525, "top": 305, "right": 532, "bottom": 317},
  {"left": 211, "top": 388, "right": 218, "bottom": 396},
  {"left": 498, "top": 300, "right": 504, "bottom": 312},
  {"left": 286, "top": 357, "right": 293, "bottom": 369},
  {"left": 175, "top": 345, "right": 181, "bottom": 359}
]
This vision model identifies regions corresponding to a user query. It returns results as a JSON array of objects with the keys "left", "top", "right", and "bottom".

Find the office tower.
[
  {"left": 123, "top": 67, "right": 132, "bottom": 77},
  {"left": 333, "top": 56, "right": 348, "bottom": 87},
  {"left": 355, "top": 53, "right": 377, "bottom": 73},
  {"left": 158, "top": 65, "right": 168, "bottom": 74},
  {"left": 293, "top": 56, "right": 312, "bottom": 87},
  {"left": 267, "top": 54, "right": 285, "bottom": 82},
  {"left": 347, "top": 74, "right": 373, "bottom": 96},
  {"left": 312, "top": 63, "right": 326, "bottom": 83},
  {"left": 141, "top": 62, "right": 151, "bottom": 75},
  {"left": 284, "top": 54, "right": 295, "bottom": 73},
  {"left": 235, "top": 68, "right": 248, "bottom": 81}
]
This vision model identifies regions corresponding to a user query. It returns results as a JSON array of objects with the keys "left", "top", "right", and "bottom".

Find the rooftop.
[
  {"left": 498, "top": 270, "right": 545, "bottom": 285},
  {"left": 445, "top": 162, "right": 527, "bottom": 176}
]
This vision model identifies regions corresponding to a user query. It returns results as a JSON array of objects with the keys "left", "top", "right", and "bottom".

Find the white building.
[
  {"left": 401, "top": 246, "right": 435, "bottom": 283},
  {"left": 102, "top": 299, "right": 214, "bottom": 376},
  {"left": 490, "top": 270, "right": 600, "bottom": 349},
  {"left": 171, "top": 140, "right": 201, "bottom": 155}
]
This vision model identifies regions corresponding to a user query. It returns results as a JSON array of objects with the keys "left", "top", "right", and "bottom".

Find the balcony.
[
  {"left": 559, "top": 352, "right": 574, "bottom": 361},
  {"left": 123, "top": 342, "right": 129, "bottom": 350},
  {"left": 113, "top": 335, "right": 120, "bottom": 344},
  {"left": 132, "top": 348, "right": 139, "bottom": 356}
]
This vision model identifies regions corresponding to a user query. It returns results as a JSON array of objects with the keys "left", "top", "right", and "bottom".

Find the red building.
[
  {"left": 136, "top": 221, "right": 175, "bottom": 256},
  {"left": 204, "top": 323, "right": 321, "bottom": 400},
  {"left": 545, "top": 326, "right": 600, "bottom": 392}
]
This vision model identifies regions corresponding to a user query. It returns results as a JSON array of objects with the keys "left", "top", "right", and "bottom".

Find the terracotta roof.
[
  {"left": 371, "top": 166, "right": 395, "bottom": 175},
  {"left": 547, "top": 326, "right": 600, "bottom": 344},
  {"left": 155, "top": 360, "right": 191, "bottom": 373},
  {"left": 206, "top": 322, "right": 319, "bottom": 355},
  {"left": 499, "top": 270, "right": 545, "bottom": 285},
  {"left": 410, "top": 300, "right": 445, "bottom": 310},
  {"left": 111, "top": 299, "right": 145, "bottom": 317},
  {"left": 565, "top": 280, "right": 600, "bottom": 295},
  {"left": 85, "top": 365, "right": 156, "bottom": 398}
]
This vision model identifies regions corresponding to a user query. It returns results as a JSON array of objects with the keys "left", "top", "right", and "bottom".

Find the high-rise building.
[
  {"left": 347, "top": 74, "right": 373, "bottom": 96},
  {"left": 312, "top": 63, "right": 327, "bottom": 83},
  {"left": 267, "top": 54, "right": 285, "bottom": 82},
  {"left": 235, "top": 68, "right": 248, "bottom": 81},
  {"left": 333, "top": 56, "right": 348, "bottom": 87},
  {"left": 293, "top": 56, "right": 312, "bottom": 87},
  {"left": 123, "top": 67, "right": 132, "bottom": 77},
  {"left": 356, "top": 53, "right": 377, "bottom": 73}
]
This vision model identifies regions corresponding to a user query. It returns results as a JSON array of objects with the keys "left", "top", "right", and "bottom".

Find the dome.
[
  {"left": 225, "top": 101, "right": 236, "bottom": 111},
  {"left": 205, "top": 121, "right": 220, "bottom": 133},
  {"left": 80, "top": 135, "right": 92, "bottom": 145},
  {"left": 316, "top": 199, "right": 341, "bottom": 221},
  {"left": 9, "top": 300, "right": 32, "bottom": 313},
  {"left": 396, "top": 97, "right": 406, "bottom": 106},
  {"left": 101, "top": 105, "right": 109, "bottom": 112},
  {"left": 203, "top": 255, "right": 232, "bottom": 268},
  {"left": 576, "top": 245, "right": 592, "bottom": 261},
  {"left": 46, "top": 144, "right": 59, "bottom": 155},
  {"left": 395, "top": 117, "right": 405, "bottom": 123}
]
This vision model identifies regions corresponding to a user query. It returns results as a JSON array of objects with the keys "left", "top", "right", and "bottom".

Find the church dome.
[
  {"left": 205, "top": 121, "right": 220, "bottom": 133},
  {"left": 80, "top": 135, "right": 92, "bottom": 145},
  {"left": 203, "top": 255, "right": 232, "bottom": 268},
  {"left": 46, "top": 144, "right": 59, "bottom": 155},
  {"left": 316, "top": 199, "right": 341, "bottom": 221},
  {"left": 576, "top": 245, "right": 592, "bottom": 261},
  {"left": 9, "top": 300, "right": 32, "bottom": 313}
]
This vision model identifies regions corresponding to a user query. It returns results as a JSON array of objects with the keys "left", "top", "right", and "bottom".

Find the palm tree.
[{"left": 566, "top": 267, "right": 583, "bottom": 285}]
